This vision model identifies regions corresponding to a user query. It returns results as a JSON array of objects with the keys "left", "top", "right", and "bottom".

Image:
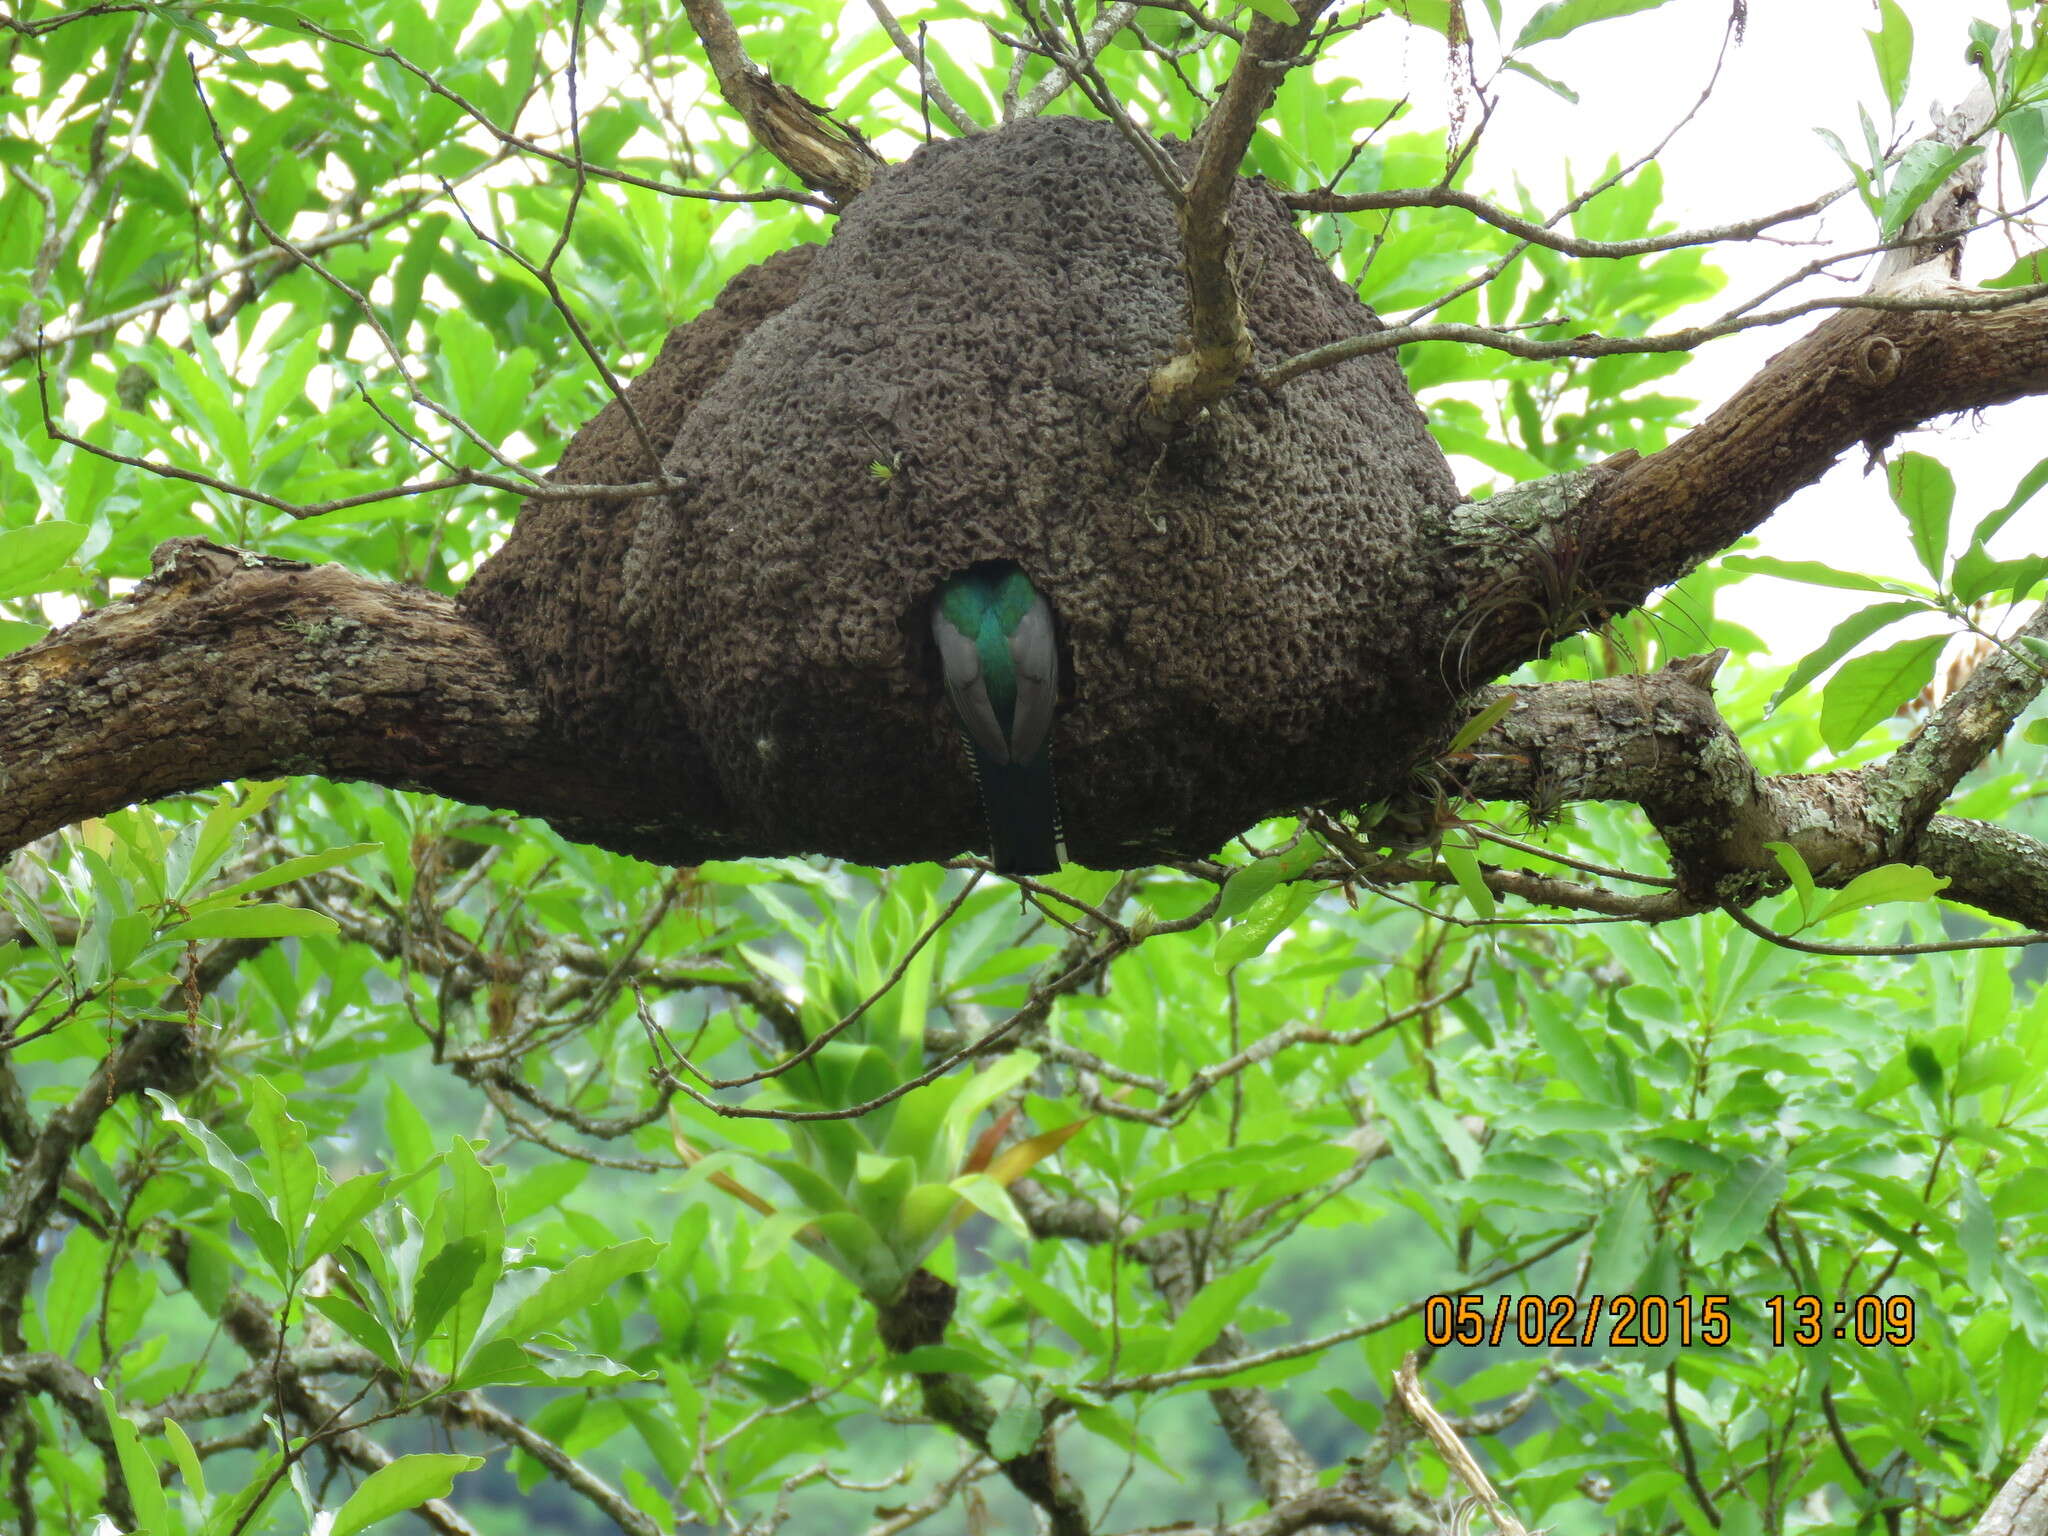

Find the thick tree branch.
[
  {"left": 1458, "top": 660, "right": 2048, "bottom": 930},
  {"left": 679, "top": 0, "right": 882, "bottom": 205},
  {"left": 1436, "top": 282, "right": 2048, "bottom": 688},
  {"left": 1134, "top": 0, "right": 1335, "bottom": 439},
  {"left": 1976, "top": 1421, "right": 2048, "bottom": 1536},
  {"left": 1612, "top": 279, "right": 2047, "bottom": 579},
  {"left": 0, "top": 539, "right": 647, "bottom": 860},
  {"left": 1865, "top": 603, "right": 2048, "bottom": 843}
]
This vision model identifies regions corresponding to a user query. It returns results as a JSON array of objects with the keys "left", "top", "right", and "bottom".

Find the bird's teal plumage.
[
  {"left": 932, "top": 563, "right": 1067, "bottom": 876},
  {"left": 938, "top": 567, "right": 1034, "bottom": 720}
]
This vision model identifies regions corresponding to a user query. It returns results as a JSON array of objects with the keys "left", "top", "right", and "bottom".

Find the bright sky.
[{"left": 1342, "top": 0, "right": 2039, "bottom": 660}]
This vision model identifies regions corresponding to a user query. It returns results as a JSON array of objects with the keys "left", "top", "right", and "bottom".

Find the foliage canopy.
[{"left": 4, "top": 0, "right": 2048, "bottom": 1533}]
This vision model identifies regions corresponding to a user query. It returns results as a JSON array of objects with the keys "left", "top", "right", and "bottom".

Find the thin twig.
[
  {"left": 863, "top": 0, "right": 979, "bottom": 135},
  {"left": 293, "top": 17, "right": 831, "bottom": 209},
  {"left": 1262, "top": 280, "right": 2048, "bottom": 389}
]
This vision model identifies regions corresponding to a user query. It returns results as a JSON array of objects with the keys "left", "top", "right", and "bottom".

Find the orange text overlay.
[{"left": 1422, "top": 1293, "right": 1918, "bottom": 1350}]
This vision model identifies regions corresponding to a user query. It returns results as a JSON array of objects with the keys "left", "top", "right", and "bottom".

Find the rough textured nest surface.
[{"left": 463, "top": 115, "right": 1462, "bottom": 868}]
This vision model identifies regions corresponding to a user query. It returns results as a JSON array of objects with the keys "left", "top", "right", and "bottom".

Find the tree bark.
[
  {"left": 1440, "top": 280, "right": 2048, "bottom": 686},
  {"left": 0, "top": 538, "right": 652, "bottom": 857}
]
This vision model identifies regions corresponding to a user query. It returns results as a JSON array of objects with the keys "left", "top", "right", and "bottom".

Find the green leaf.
[
  {"left": 988, "top": 1399, "right": 1045, "bottom": 1460},
  {"left": 1633, "top": 1137, "right": 1731, "bottom": 1178},
  {"left": 1213, "top": 882, "right": 1318, "bottom": 970},
  {"left": 1983, "top": 247, "right": 2048, "bottom": 290},
  {"left": 307, "top": 1172, "right": 395, "bottom": 1264},
  {"left": 1768, "top": 602, "right": 1927, "bottom": 715},
  {"left": 1814, "top": 127, "right": 1881, "bottom": 217},
  {"left": 0, "top": 619, "right": 47, "bottom": 655},
  {"left": 1818, "top": 635, "right": 1946, "bottom": 753},
  {"left": 1864, "top": 0, "right": 1912, "bottom": 117},
  {"left": 1444, "top": 692, "right": 1516, "bottom": 755},
  {"left": 496, "top": 1238, "right": 662, "bottom": 1342},
  {"left": 1530, "top": 999, "right": 1611, "bottom": 1104},
  {"left": 208, "top": 843, "right": 380, "bottom": 900},
  {"left": 1719, "top": 555, "right": 1922, "bottom": 596},
  {"left": 1809, "top": 863, "right": 1949, "bottom": 927},
  {"left": 1440, "top": 842, "right": 1497, "bottom": 919},
  {"left": 1763, "top": 842, "right": 1819, "bottom": 928},
  {"left": 1879, "top": 141, "right": 1985, "bottom": 240},
  {"left": 1973, "top": 455, "right": 2048, "bottom": 546},
  {"left": 1692, "top": 1155, "right": 1785, "bottom": 1263},
  {"left": 229, "top": 1187, "right": 294, "bottom": 1284},
  {"left": 99, "top": 1383, "right": 171, "bottom": 1536},
  {"left": 1241, "top": 0, "right": 1299, "bottom": 20},
  {"left": 0, "top": 521, "right": 88, "bottom": 600},
  {"left": 311, "top": 1293, "right": 407, "bottom": 1375},
  {"left": 330, "top": 1454, "right": 485, "bottom": 1536},
  {"left": 1215, "top": 839, "right": 1321, "bottom": 921},
  {"left": 1431, "top": 423, "right": 1553, "bottom": 483},
  {"left": 149, "top": 1088, "right": 265, "bottom": 1200},
  {"left": 1958, "top": 1170, "right": 1997, "bottom": 1292},
  {"left": 1501, "top": 58, "right": 1578, "bottom": 102},
  {"left": 1887, "top": 451, "right": 1954, "bottom": 582},
  {"left": 2004, "top": 103, "right": 2048, "bottom": 195},
  {"left": 165, "top": 1416, "right": 208, "bottom": 1505},
  {"left": 947, "top": 1172, "right": 1028, "bottom": 1240},
  {"left": 746, "top": 1209, "right": 824, "bottom": 1272},
  {"left": 889, "top": 1343, "right": 1001, "bottom": 1375},
  {"left": 435, "top": 1137, "right": 506, "bottom": 1366},
  {"left": 246, "top": 1076, "right": 319, "bottom": 1262},
  {"left": 995, "top": 1259, "right": 1104, "bottom": 1352},
  {"left": 172, "top": 903, "right": 340, "bottom": 940},
  {"left": 1513, "top": 0, "right": 1673, "bottom": 50},
  {"left": 1949, "top": 547, "right": 2048, "bottom": 606},
  {"left": 412, "top": 1237, "right": 488, "bottom": 1345},
  {"left": 1584, "top": 1180, "right": 1652, "bottom": 1296},
  {"left": 1162, "top": 1260, "right": 1271, "bottom": 1369}
]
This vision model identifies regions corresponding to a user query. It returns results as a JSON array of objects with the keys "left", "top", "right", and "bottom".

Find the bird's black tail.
[{"left": 970, "top": 745, "right": 1068, "bottom": 876}]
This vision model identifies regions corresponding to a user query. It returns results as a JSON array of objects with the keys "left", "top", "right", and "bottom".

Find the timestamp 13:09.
[{"left": 1423, "top": 1293, "right": 1917, "bottom": 1349}]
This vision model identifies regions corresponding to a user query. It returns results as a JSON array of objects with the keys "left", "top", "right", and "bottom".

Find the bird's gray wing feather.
[
  {"left": 1006, "top": 590, "right": 1058, "bottom": 763},
  {"left": 933, "top": 609, "right": 1013, "bottom": 764}
]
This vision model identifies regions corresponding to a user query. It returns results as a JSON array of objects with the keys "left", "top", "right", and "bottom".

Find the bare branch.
[
  {"left": 1283, "top": 179, "right": 1854, "bottom": 261},
  {"left": 863, "top": 0, "right": 980, "bottom": 135},
  {"left": 1263, "top": 279, "right": 2048, "bottom": 387},
  {"left": 437, "top": 179, "right": 671, "bottom": 483},
  {"left": 31, "top": 346, "right": 672, "bottom": 518},
  {"left": 1393, "top": 1356, "right": 1530, "bottom": 1536},
  {"left": 294, "top": 17, "right": 833, "bottom": 210},
  {"left": 1085, "top": 1223, "right": 1589, "bottom": 1398},
  {"left": 0, "top": 2, "right": 154, "bottom": 35},
  {"left": 0, "top": 190, "right": 443, "bottom": 371},
  {"left": 1017, "top": 2, "right": 1139, "bottom": 117},
  {"left": 186, "top": 57, "right": 537, "bottom": 484}
]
